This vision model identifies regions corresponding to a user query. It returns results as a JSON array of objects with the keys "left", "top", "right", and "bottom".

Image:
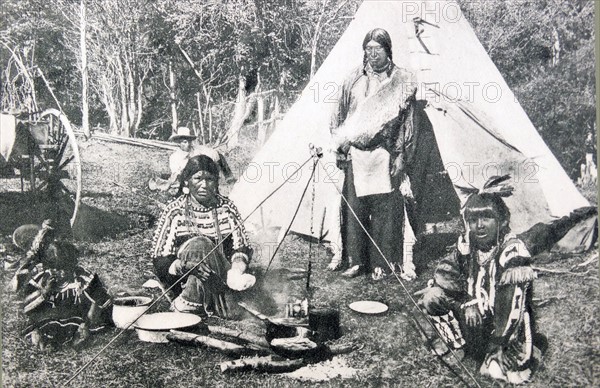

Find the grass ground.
[{"left": 1, "top": 138, "right": 598, "bottom": 387}]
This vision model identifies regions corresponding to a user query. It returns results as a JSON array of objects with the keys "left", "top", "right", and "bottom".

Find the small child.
[{"left": 11, "top": 220, "right": 112, "bottom": 350}]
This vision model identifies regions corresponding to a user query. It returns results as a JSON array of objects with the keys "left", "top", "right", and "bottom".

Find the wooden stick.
[
  {"left": 571, "top": 255, "right": 598, "bottom": 270},
  {"left": 328, "top": 343, "right": 360, "bottom": 355},
  {"left": 208, "top": 325, "right": 357, "bottom": 356},
  {"left": 533, "top": 266, "right": 592, "bottom": 276},
  {"left": 219, "top": 355, "right": 305, "bottom": 374},
  {"left": 167, "top": 330, "right": 272, "bottom": 357},
  {"left": 207, "top": 325, "right": 270, "bottom": 348},
  {"left": 74, "top": 130, "right": 179, "bottom": 150}
]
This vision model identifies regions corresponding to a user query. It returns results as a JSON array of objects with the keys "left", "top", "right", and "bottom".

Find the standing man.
[{"left": 330, "top": 28, "right": 418, "bottom": 280}]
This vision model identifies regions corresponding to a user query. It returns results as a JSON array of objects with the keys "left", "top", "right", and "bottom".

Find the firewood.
[
  {"left": 207, "top": 325, "right": 270, "bottom": 348},
  {"left": 219, "top": 355, "right": 305, "bottom": 374},
  {"left": 327, "top": 343, "right": 360, "bottom": 355},
  {"left": 270, "top": 336, "right": 318, "bottom": 352},
  {"left": 167, "top": 330, "right": 272, "bottom": 357},
  {"left": 207, "top": 325, "right": 358, "bottom": 356}
]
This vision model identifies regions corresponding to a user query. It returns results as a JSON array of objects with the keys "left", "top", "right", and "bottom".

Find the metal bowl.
[
  {"left": 112, "top": 296, "right": 153, "bottom": 329},
  {"left": 133, "top": 312, "right": 202, "bottom": 343}
]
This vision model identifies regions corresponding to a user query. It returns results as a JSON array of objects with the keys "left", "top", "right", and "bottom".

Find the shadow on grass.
[{"left": 0, "top": 191, "right": 134, "bottom": 241}]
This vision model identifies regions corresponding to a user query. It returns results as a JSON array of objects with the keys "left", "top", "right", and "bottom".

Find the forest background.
[{"left": 1, "top": 0, "right": 596, "bottom": 178}]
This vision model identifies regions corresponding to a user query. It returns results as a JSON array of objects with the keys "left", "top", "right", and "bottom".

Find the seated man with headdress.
[
  {"left": 10, "top": 220, "right": 113, "bottom": 350},
  {"left": 417, "top": 176, "right": 541, "bottom": 384},
  {"left": 416, "top": 175, "right": 598, "bottom": 383},
  {"left": 151, "top": 155, "right": 255, "bottom": 318}
]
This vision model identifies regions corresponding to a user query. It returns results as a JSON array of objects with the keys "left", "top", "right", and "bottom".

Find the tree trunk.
[
  {"left": 208, "top": 106, "right": 213, "bottom": 143},
  {"left": 117, "top": 57, "right": 129, "bottom": 136},
  {"left": 169, "top": 60, "right": 177, "bottom": 136},
  {"left": 224, "top": 75, "right": 247, "bottom": 148},
  {"left": 256, "top": 92, "right": 266, "bottom": 144},
  {"left": 310, "top": 0, "right": 326, "bottom": 79},
  {"left": 126, "top": 61, "right": 136, "bottom": 137},
  {"left": 310, "top": 34, "right": 320, "bottom": 79},
  {"left": 128, "top": 76, "right": 136, "bottom": 137},
  {"left": 134, "top": 79, "right": 144, "bottom": 136},
  {"left": 101, "top": 77, "right": 118, "bottom": 134},
  {"left": 269, "top": 93, "right": 280, "bottom": 137},
  {"left": 202, "top": 85, "right": 212, "bottom": 143},
  {"left": 207, "top": 325, "right": 270, "bottom": 348},
  {"left": 196, "top": 92, "right": 205, "bottom": 143},
  {"left": 79, "top": 0, "right": 91, "bottom": 139}
]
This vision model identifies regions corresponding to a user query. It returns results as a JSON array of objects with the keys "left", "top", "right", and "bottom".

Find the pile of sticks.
[{"left": 166, "top": 325, "right": 356, "bottom": 374}]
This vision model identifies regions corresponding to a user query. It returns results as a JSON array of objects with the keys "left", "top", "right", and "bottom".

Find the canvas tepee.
[{"left": 229, "top": 0, "right": 594, "bottom": 265}]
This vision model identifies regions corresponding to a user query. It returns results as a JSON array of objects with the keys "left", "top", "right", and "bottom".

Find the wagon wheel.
[{"left": 34, "top": 109, "right": 82, "bottom": 227}]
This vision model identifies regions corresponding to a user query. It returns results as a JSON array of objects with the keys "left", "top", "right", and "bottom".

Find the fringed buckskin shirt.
[{"left": 434, "top": 233, "right": 536, "bottom": 339}]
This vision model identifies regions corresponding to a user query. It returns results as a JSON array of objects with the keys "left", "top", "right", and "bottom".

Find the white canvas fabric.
[
  {"left": 0, "top": 114, "right": 17, "bottom": 161},
  {"left": 229, "top": 0, "right": 591, "bottom": 260}
]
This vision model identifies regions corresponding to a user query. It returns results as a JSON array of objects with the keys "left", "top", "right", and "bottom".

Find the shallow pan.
[{"left": 134, "top": 312, "right": 202, "bottom": 343}]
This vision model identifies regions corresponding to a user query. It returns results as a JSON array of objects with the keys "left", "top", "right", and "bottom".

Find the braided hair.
[{"left": 362, "top": 28, "right": 393, "bottom": 73}]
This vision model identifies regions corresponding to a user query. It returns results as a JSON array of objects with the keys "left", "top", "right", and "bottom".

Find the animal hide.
[{"left": 333, "top": 69, "right": 417, "bottom": 151}]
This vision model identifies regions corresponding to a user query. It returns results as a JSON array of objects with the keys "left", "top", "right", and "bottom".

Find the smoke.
[{"left": 243, "top": 266, "right": 307, "bottom": 317}]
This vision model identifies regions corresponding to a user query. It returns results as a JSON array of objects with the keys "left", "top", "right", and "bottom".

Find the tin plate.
[{"left": 348, "top": 300, "right": 389, "bottom": 315}]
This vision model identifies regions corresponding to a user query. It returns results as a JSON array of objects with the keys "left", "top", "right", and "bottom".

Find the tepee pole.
[
  {"left": 317, "top": 158, "right": 482, "bottom": 388},
  {"left": 264, "top": 146, "right": 322, "bottom": 272}
]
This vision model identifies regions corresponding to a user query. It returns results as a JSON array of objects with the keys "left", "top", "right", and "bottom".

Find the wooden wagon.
[{"left": 0, "top": 109, "right": 82, "bottom": 227}]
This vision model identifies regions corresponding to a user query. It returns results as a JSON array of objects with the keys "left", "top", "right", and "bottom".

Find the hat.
[{"left": 168, "top": 127, "right": 197, "bottom": 142}]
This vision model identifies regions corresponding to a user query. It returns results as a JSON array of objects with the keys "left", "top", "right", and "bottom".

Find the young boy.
[{"left": 418, "top": 176, "right": 540, "bottom": 384}]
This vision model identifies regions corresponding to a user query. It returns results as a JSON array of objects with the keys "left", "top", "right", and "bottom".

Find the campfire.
[{"left": 166, "top": 300, "right": 356, "bottom": 374}]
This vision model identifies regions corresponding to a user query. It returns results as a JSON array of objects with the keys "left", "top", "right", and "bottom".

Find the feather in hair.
[
  {"left": 481, "top": 184, "right": 514, "bottom": 197},
  {"left": 455, "top": 184, "right": 479, "bottom": 196},
  {"left": 483, "top": 175, "right": 511, "bottom": 189}
]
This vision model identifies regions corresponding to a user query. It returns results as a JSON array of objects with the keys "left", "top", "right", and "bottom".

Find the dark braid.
[{"left": 362, "top": 28, "right": 393, "bottom": 75}]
